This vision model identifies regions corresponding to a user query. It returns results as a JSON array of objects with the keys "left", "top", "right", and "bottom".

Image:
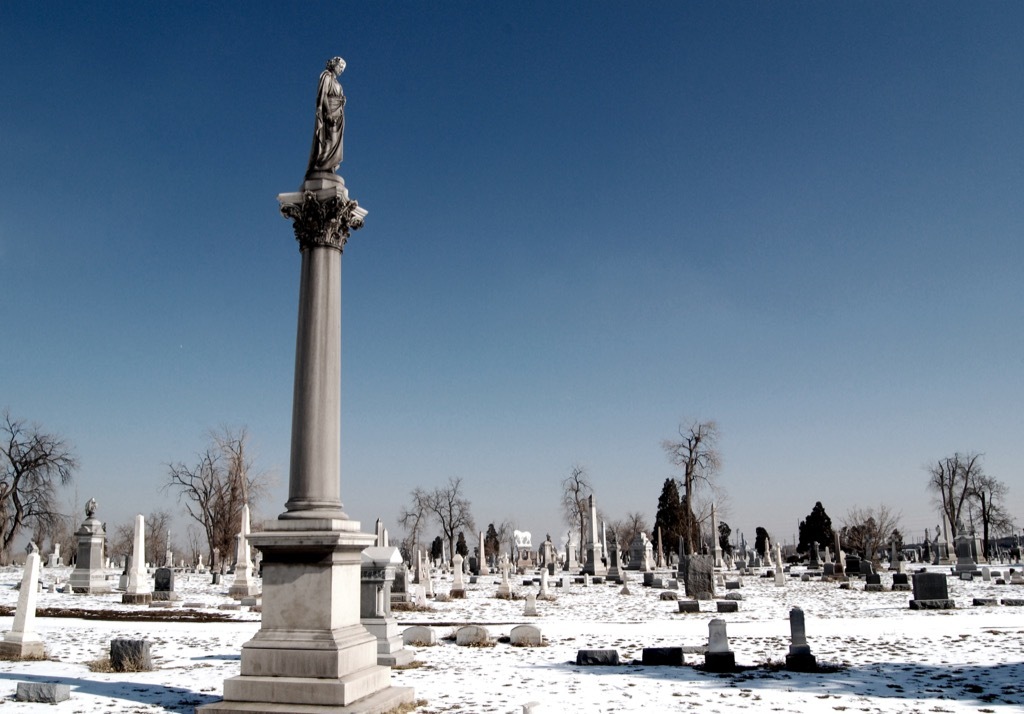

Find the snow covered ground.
[{"left": 0, "top": 563, "right": 1022, "bottom": 713}]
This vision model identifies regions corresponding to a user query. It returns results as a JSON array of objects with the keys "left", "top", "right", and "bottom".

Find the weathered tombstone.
[
  {"left": 69, "top": 499, "right": 111, "bottom": 593},
  {"left": 954, "top": 523, "right": 978, "bottom": 574},
  {"left": 1, "top": 547, "right": 45, "bottom": 658},
  {"left": 677, "top": 600, "right": 699, "bottom": 613},
  {"left": 228, "top": 504, "right": 258, "bottom": 599},
  {"left": 576, "top": 649, "right": 619, "bottom": 665},
  {"left": 845, "top": 555, "right": 861, "bottom": 575},
  {"left": 711, "top": 503, "right": 724, "bottom": 568},
  {"left": 110, "top": 638, "right": 153, "bottom": 671},
  {"left": 785, "top": 607, "right": 816, "bottom": 671},
  {"left": 16, "top": 683, "right": 70, "bottom": 703},
  {"left": 47, "top": 543, "right": 62, "bottom": 568},
  {"left": 563, "top": 533, "right": 580, "bottom": 572},
  {"left": 642, "top": 647, "right": 684, "bottom": 666},
  {"left": 982, "top": 566, "right": 991, "bottom": 582},
  {"left": 524, "top": 593, "right": 538, "bottom": 616},
  {"left": 716, "top": 600, "right": 739, "bottom": 613},
  {"left": 909, "top": 572, "right": 955, "bottom": 609},
  {"left": 807, "top": 541, "right": 820, "bottom": 569},
  {"left": 627, "top": 531, "right": 654, "bottom": 571},
  {"left": 606, "top": 538, "right": 622, "bottom": 583},
  {"left": 455, "top": 625, "right": 490, "bottom": 646},
  {"left": 153, "top": 567, "right": 180, "bottom": 601},
  {"left": 582, "top": 495, "right": 607, "bottom": 576},
  {"left": 402, "top": 626, "right": 436, "bottom": 646},
  {"left": 678, "top": 554, "right": 715, "bottom": 600},
  {"left": 704, "top": 619, "right": 735, "bottom": 672},
  {"left": 510, "top": 624, "right": 542, "bottom": 646},
  {"left": 451, "top": 554, "right": 466, "bottom": 598},
  {"left": 892, "top": 572, "right": 911, "bottom": 591},
  {"left": 496, "top": 557, "right": 512, "bottom": 597},
  {"left": 123, "top": 515, "right": 152, "bottom": 605},
  {"left": 361, "top": 546, "right": 413, "bottom": 666},
  {"left": 864, "top": 573, "right": 884, "bottom": 592}
]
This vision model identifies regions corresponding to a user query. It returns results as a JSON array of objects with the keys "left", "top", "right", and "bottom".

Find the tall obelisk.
[{"left": 199, "top": 56, "right": 412, "bottom": 714}]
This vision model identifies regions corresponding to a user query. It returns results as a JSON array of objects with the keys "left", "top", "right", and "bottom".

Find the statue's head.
[{"left": 326, "top": 57, "right": 346, "bottom": 75}]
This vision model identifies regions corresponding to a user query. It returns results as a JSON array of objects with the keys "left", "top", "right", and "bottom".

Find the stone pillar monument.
[
  {"left": 1, "top": 545, "right": 45, "bottom": 658},
  {"left": 123, "top": 514, "right": 152, "bottom": 605},
  {"left": 199, "top": 56, "right": 411, "bottom": 714},
  {"left": 69, "top": 498, "right": 111, "bottom": 594},
  {"left": 228, "top": 503, "right": 258, "bottom": 599},
  {"left": 582, "top": 495, "right": 607, "bottom": 576}
]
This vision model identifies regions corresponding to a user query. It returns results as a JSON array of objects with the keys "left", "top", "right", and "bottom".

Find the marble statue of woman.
[{"left": 306, "top": 57, "right": 347, "bottom": 178}]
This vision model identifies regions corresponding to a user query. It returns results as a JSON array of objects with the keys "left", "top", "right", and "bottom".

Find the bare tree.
[
  {"left": 609, "top": 510, "right": 647, "bottom": 552},
  {"left": 968, "top": 471, "right": 1014, "bottom": 558},
  {"left": 561, "top": 465, "right": 591, "bottom": 558},
  {"left": 662, "top": 419, "right": 720, "bottom": 555},
  {"left": 0, "top": 411, "right": 78, "bottom": 564},
  {"left": 926, "top": 452, "right": 983, "bottom": 541},
  {"left": 839, "top": 504, "right": 901, "bottom": 564},
  {"left": 424, "top": 477, "right": 475, "bottom": 566},
  {"left": 164, "top": 427, "right": 269, "bottom": 565},
  {"left": 397, "top": 486, "right": 431, "bottom": 561}
]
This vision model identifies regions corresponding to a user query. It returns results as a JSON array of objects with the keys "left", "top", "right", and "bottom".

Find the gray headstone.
[
  {"left": 576, "top": 649, "right": 619, "bottom": 665},
  {"left": 16, "top": 682, "right": 71, "bottom": 703},
  {"left": 641, "top": 647, "right": 684, "bottom": 666},
  {"left": 110, "top": 639, "right": 153, "bottom": 671},
  {"left": 678, "top": 554, "right": 715, "bottom": 600},
  {"left": 154, "top": 567, "right": 174, "bottom": 592}
]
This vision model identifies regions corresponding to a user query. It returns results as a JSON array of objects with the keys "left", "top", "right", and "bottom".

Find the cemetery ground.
[{"left": 0, "top": 565, "right": 1022, "bottom": 713}]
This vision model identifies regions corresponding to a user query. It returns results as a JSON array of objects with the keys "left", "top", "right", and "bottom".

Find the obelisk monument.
[{"left": 199, "top": 56, "right": 412, "bottom": 713}]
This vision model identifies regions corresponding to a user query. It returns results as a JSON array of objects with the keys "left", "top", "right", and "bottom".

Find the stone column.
[
  {"left": 228, "top": 503, "right": 258, "bottom": 599},
  {"left": 199, "top": 169, "right": 409, "bottom": 710},
  {"left": 583, "top": 494, "right": 606, "bottom": 576},
  {"left": 123, "top": 514, "right": 152, "bottom": 604}
]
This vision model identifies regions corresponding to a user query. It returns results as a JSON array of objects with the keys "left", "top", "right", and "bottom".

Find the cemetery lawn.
[{"left": 0, "top": 566, "right": 1022, "bottom": 713}]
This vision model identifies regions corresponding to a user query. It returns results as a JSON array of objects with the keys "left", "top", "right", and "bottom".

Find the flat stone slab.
[
  {"left": 1002, "top": 598, "right": 1024, "bottom": 606},
  {"left": 576, "top": 649, "right": 619, "bottom": 665},
  {"left": 973, "top": 598, "right": 1000, "bottom": 606},
  {"left": 642, "top": 647, "right": 684, "bottom": 666},
  {"left": 909, "top": 599, "right": 956, "bottom": 610},
  {"left": 659, "top": 591, "right": 677, "bottom": 601},
  {"left": 678, "top": 600, "right": 700, "bottom": 613},
  {"left": 16, "top": 682, "right": 70, "bottom": 703},
  {"left": 716, "top": 600, "right": 739, "bottom": 613},
  {"left": 724, "top": 592, "right": 743, "bottom": 601}
]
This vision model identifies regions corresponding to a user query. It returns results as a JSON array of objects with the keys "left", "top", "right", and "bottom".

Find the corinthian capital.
[{"left": 278, "top": 187, "right": 368, "bottom": 252}]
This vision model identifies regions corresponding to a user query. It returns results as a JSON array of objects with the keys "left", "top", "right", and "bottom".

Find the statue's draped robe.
[{"left": 306, "top": 70, "right": 345, "bottom": 175}]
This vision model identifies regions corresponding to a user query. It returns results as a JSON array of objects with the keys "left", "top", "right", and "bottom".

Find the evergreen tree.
[
  {"left": 718, "top": 520, "right": 733, "bottom": 555},
  {"left": 430, "top": 535, "right": 444, "bottom": 563},
  {"left": 797, "top": 501, "right": 835, "bottom": 554},
  {"left": 754, "top": 526, "right": 770, "bottom": 557},
  {"left": 654, "top": 478, "right": 686, "bottom": 553},
  {"left": 484, "top": 523, "right": 499, "bottom": 562},
  {"left": 455, "top": 531, "right": 469, "bottom": 557}
]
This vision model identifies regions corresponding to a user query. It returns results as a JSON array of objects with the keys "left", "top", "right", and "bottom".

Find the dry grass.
[
  {"left": 384, "top": 699, "right": 429, "bottom": 714},
  {"left": 391, "top": 602, "right": 435, "bottom": 612},
  {"left": 392, "top": 660, "right": 425, "bottom": 670}
]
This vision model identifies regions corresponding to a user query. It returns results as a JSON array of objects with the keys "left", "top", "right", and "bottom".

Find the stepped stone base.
[{"left": 196, "top": 685, "right": 414, "bottom": 714}]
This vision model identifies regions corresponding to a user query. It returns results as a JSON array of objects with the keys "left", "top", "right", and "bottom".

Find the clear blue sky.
[{"left": 2, "top": 2, "right": 1021, "bottom": 549}]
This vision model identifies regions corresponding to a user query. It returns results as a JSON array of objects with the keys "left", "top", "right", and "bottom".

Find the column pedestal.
[{"left": 199, "top": 520, "right": 413, "bottom": 713}]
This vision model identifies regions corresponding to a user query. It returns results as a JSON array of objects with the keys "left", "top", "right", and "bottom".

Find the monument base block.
[
  {"left": 909, "top": 599, "right": 955, "bottom": 610},
  {"left": 122, "top": 593, "right": 153, "bottom": 605},
  {"left": 198, "top": 520, "right": 413, "bottom": 713},
  {"left": 195, "top": 685, "right": 414, "bottom": 714},
  {"left": 703, "top": 651, "right": 736, "bottom": 673},
  {"left": 0, "top": 638, "right": 45, "bottom": 659}
]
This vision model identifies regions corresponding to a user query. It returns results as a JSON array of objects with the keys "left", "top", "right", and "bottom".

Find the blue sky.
[{"left": 2, "top": 2, "right": 1022, "bottom": 550}]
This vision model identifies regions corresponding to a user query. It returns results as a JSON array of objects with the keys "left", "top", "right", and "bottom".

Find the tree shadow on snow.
[{"left": 0, "top": 671, "right": 220, "bottom": 710}]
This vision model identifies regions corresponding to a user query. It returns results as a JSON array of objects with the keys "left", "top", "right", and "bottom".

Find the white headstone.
[
  {"left": 708, "top": 618, "right": 729, "bottom": 653},
  {"left": 126, "top": 515, "right": 151, "bottom": 595},
  {"left": 3, "top": 551, "right": 44, "bottom": 655}
]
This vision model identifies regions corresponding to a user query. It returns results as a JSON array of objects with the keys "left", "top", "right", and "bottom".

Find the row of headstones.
[
  {"left": 402, "top": 624, "right": 543, "bottom": 647},
  {"left": 575, "top": 609, "right": 817, "bottom": 673}
]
